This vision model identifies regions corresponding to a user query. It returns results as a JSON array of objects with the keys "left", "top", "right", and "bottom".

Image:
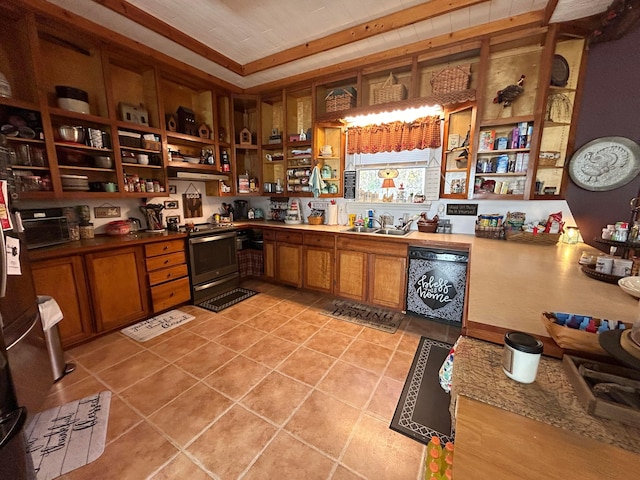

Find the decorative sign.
[
  {"left": 446, "top": 203, "right": 478, "bottom": 216},
  {"left": 343, "top": 170, "right": 356, "bottom": 199},
  {"left": 182, "top": 192, "right": 202, "bottom": 218},
  {"left": 94, "top": 205, "right": 121, "bottom": 218},
  {"left": 414, "top": 269, "right": 458, "bottom": 311}
]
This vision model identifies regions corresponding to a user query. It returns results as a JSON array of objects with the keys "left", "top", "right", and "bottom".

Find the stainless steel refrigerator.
[{"left": 0, "top": 134, "right": 48, "bottom": 479}]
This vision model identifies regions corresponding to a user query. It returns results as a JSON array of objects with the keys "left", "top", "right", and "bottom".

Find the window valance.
[{"left": 346, "top": 115, "right": 441, "bottom": 154}]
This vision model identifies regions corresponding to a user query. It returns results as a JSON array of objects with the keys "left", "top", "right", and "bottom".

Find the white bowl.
[
  {"left": 57, "top": 97, "right": 90, "bottom": 114},
  {"left": 618, "top": 276, "right": 640, "bottom": 299},
  {"left": 184, "top": 156, "right": 201, "bottom": 164}
]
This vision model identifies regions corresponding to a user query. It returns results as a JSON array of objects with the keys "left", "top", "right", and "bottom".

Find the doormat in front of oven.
[
  {"left": 120, "top": 309, "right": 195, "bottom": 342},
  {"left": 320, "top": 299, "right": 403, "bottom": 334},
  {"left": 198, "top": 287, "right": 258, "bottom": 313}
]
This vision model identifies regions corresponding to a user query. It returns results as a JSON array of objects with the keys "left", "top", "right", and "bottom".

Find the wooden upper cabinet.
[{"left": 440, "top": 102, "right": 476, "bottom": 199}]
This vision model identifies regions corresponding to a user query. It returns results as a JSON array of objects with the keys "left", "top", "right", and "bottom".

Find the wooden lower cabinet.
[
  {"left": 335, "top": 237, "right": 408, "bottom": 310},
  {"left": 335, "top": 250, "right": 366, "bottom": 300},
  {"left": 369, "top": 254, "right": 407, "bottom": 309},
  {"left": 303, "top": 232, "right": 335, "bottom": 294},
  {"left": 144, "top": 239, "right": 190, "bottom": 313},
  {"left": 85, "top": 246, "right": 149, "bottom": 332},
  {"left": 31, "top": 256, "right": 94, "bottom": 348},
  {"left": 276, "top": 243, "right": 303, "bottom": 287}
]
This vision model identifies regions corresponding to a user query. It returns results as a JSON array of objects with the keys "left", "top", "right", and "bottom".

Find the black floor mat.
[
  {"left": 390, "top": 336, "right": 455, "bottom": 445},
  {"left": 197, "top": 287, "right": 258, "bottom": 313}
]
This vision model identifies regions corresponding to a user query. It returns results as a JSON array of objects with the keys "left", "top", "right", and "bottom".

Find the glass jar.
[
  {"left": 68, "top": 223, "right": 80, "bottom": 241},
  {"left": 79, "top": 222, "right": 94, "bottom": 239}
]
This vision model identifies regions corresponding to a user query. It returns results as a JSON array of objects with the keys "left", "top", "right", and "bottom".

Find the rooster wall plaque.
[
  {"left": 493, "top": 74, "right": 525, "bottom": 107},
  {"left": 569, "top": 136, "right": 640, "bottom": 191}
]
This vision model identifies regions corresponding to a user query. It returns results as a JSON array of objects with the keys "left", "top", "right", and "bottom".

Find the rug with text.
[
  {"left": 121, "top": 309, "right": 195, "bottom": 342},
  {"left": 321, "top": 299, "right": 403, "bottom": 333},
  {"left": 26, "top": 391, "right": 111, "bottom": 480}
]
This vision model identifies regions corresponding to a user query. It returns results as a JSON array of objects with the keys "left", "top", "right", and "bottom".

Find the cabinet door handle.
[
  {"left": 170, "top": 292, "right": 175, "bottom": 297},
  {"left": 164, "top": 259, "right": 170, "bottom": 264},
  {"left": 163, "top": 245, "right": 169, "bottom": 250},
  {"left": 166, "top": 273, "right": 172, "bottom": 278}
]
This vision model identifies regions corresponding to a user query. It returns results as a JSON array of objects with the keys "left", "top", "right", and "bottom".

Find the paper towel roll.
[{"left": 327, "top": 204, "right": 338, "bottom": 225}]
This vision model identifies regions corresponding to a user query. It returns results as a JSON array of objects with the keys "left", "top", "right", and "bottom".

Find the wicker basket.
[
  {"left": 373, "top": 73, "right": 407, "bottom": 105},
  {"left": 325, "top": 87, "right": 356, "bottom": 112},
  {"left": 475, "top": 225, "right": 504, "bottom": 240},
  {"left": 307, "top": 215, "right": 324, "bottom": 225},
  {"left": 541, "top": 312, "right": 632, "bottom": 355},
  {"left": 431, "top": 64, "right": 471, "bottom": 94},
  {"left": 505, "top": 229, "right": 561, "bottom": 245}
]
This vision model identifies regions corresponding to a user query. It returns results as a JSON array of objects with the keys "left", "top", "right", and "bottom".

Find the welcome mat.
[
  {"left": 25, "top": 391, "right": 111, "bottom": 480},
  {"left": 321, "top": 299, "right": 403, "bottom": 333},
  {"left": 198, "top": 287, "right": 258, "bottom": 313},
  {"left": 121, "top": 309, "right": 195, "bottom": 342},
  {"left": 390, "top": 337, "right": 455, "bottom": 445}
]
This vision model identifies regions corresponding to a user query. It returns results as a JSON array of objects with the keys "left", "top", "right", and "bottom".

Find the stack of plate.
[{"left": 61, "top": 174, "right": 90, "bottom": 191}]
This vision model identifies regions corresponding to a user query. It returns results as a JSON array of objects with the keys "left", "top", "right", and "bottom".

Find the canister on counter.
[
  {"left": 502, "top": 331, "right": 543, "bottom": 384},
  {"left": 79, "top": 222, "right": 94, "bottom": 239}
]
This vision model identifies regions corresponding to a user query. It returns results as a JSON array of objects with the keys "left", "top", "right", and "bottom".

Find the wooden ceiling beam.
[
  {"left": 242, "top": 0, "right": 487, "bottom": 75},
  {"left": 92, "top": 0, "right": 244, "bottom": 76},
  {"left": 246, "top": 11, "right": 545, "bottom": 94}
]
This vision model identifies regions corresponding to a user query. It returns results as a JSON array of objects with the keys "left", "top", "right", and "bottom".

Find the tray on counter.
[
  {"left": 580, "top": 264, "right": 624, "bottom": 284},
  {"left": 563, "top": 355, "right": 640, "bottom": 428}
]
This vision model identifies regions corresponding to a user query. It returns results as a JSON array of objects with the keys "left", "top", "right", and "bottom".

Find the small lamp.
[
  {"left": 563, "top": 226, "right": 580, "bottom": 244},
  {"left": 381, "top": 178, "right": 396, "bottom": 203}
]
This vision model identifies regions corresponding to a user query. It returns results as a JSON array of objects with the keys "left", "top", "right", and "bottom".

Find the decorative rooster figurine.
[{"left": 493, "top": 75, "right": 525, "bottom": 107}]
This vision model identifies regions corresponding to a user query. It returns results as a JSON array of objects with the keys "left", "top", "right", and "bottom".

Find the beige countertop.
[{"left": 238, "top": 221, "right": 638, "bottom": 338}]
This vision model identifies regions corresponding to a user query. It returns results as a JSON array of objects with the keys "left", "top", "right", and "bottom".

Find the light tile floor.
[{"left": 43, "top": 280, "right": 461, "bottom": 480}]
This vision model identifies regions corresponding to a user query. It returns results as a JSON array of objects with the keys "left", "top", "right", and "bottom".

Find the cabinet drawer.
[
  {"left": 148, "top": 264, "right": 188, "bottom": 286},
  {"left": 145, "top": 239, "right": 185, "bottom": 257},
  {"left": 263, "top": 229, "right": 276, "bottom": 241},
  {"left": 276, "top": 231, "right": 303, "bottom": 244},
  {"left": 151, "top": 277, "right": 191, "bottom": 312},
  {"left": 145, "top": 251, "right": 186, "bottom": 271},
  {"left": 303, "top": 232, "right": 335, "bottom": 248}
]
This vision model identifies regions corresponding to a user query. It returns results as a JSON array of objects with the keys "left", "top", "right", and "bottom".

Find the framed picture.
[
  {"left": 168, "top": 184, "right": 177, "bottom": 194},
  {"left": 166, "top": 215, "right": 180, "bottom": 224},
  {"left": 164, "top": 200, "right": 179, "bottom": 210}
]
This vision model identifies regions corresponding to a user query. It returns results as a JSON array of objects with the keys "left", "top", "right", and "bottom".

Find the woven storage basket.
[
  {"left": 307, "top": 215, "right": 324, "bottom": 225},
  {"left": 475, "top": 225, "right": 504, "bottom": 240},
  {"left": 505, "top": 229, "right": 560, "bottom": 245},
  {"left": 325, "top": 87, "right": 356, "bottom": 112},
  {"left": 541, "top": 312, "right": 632, "bottom": 355},
  {"left": 431, "top": 64, "right": 471, "bottom": 94},
  {"left": 373, "top": 73, "right": 407, "bottom": 105}
]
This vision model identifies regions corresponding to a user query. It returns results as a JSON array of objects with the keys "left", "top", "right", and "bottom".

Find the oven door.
[{"left": 188, "top": 231, "right": 238, "bottom": 287}]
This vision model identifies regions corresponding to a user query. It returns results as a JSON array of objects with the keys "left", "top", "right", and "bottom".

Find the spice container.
[
  {"left": 79, "top": 222, "right": 94, "bottom": 239},
  {"left": 502, "top": 331, "right": 543, "bottom": 383}
]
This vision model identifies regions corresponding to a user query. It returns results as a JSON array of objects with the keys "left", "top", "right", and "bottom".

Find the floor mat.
[
  {"left": 198, "top": 287, "right": 258, "bottom": 313},
  {"left": 390, "top": 337, "right": 455, "bottom": 445},
  {"left": 121, "top": 309, "right": 195, "bottom": 342},
  {"left": 25, "top": 391, "right": 111, "bottom": 480},
  {"left": 320, "top": 299, "right": 402, "bottom": 333}
]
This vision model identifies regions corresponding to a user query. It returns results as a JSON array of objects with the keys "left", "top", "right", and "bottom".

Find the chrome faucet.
[{"left": 401, "top": 215, "right": 418, "bottom": 232}]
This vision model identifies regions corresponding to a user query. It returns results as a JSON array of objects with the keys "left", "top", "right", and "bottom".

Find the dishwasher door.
[{"left": 406, "top": 246, "right": 469, "bottom": 325}]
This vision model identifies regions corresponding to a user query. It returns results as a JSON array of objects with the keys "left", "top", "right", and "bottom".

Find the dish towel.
[{"left": 309, "top": 166, "right": 326, "bottom": 198}]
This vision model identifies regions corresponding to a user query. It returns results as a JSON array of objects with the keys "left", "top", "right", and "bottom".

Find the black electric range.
[{"left": 178, "top": 223, "right": 237, "bottom": 236}]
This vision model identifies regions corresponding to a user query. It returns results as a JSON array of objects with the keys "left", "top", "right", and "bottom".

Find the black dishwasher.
[{"left": 406, "top": 246, "right": 469, "bottom": 325}]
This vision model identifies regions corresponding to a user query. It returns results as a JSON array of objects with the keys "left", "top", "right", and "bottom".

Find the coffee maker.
[{"left": 234, "top": 200, "right": 248, "bottom": 220}]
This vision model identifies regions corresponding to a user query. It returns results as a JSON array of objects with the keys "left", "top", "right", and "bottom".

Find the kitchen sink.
[
  {"left": 343, "top": 226, "right": 380, "bottom": 233},
  {"left": 374, "top": 228, "right": 412, "bottom": 236}
]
